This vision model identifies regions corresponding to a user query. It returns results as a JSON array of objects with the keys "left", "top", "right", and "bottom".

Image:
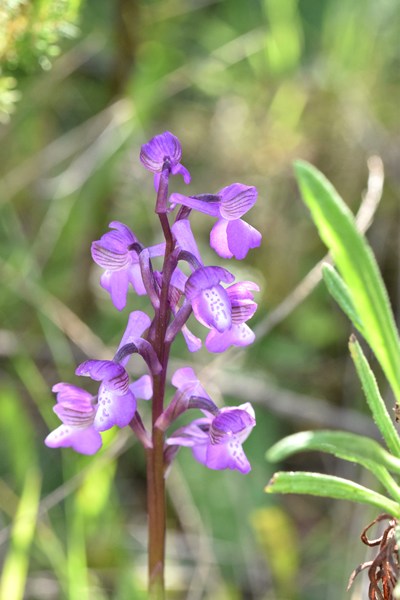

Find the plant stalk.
[{"left": 147, "top": 169, "right": 175, "bottom": 598}]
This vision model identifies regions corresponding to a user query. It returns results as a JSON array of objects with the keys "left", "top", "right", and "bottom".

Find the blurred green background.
[{"left": 0, "top": 0, "right": 399, "bottom": 598}]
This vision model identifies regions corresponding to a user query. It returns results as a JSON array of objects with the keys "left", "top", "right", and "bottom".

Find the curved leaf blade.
[
  {"left": 295, "top": 161, "right": 400, "bottom": 402},
  {"left": 322, "top": 263, "right": 364, "bottom": 333},
  {"left": 266, "top": 430, "right": 400, "bottom": 473},
  {"left": 349, "top": 335, "right": 400, "bottom": 457},
  {"left": 266, "top": 471, "right": 400, "bottom": 517}
]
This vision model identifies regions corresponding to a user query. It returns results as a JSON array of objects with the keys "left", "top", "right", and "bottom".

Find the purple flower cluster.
[
  {"left": 46, "top": 131, "right": 261, "bottom": 473},
  {"left": 165, "top": 368, "right": 255, "bottom": 473},
  {"left": 45, "top": 311, "right": 153, "bottom": 454}
]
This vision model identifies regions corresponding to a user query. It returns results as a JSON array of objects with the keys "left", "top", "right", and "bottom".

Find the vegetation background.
[{"left": 0, "top": 0, "right": 399, "bottom": 598}]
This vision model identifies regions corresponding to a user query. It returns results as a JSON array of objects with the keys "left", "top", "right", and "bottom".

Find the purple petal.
[
  {"left": 148, "top": 242, "right": 166, "bottom": 258},
  {"left": 205, "top": 323, "right": 255, "bottom": 352},
  {"left": 109, "top": 270, "right": 130, "bottom": 311},
  {"left": 209, "top": 219, "right": 233, "bottom": 259},
  {"left": 226, "top": 219, "right": 262, "bottom": 260},
  {"left": 140, "top": 131, "right": 182, "bottom": 172},
  {"left": 217, "top": 184, "right": 257, "bottom": 220},
  {"left": 171, "top": 367, "right": 208, "bottom": 395},
  {"left": 185, "top": 266, "right": 234, "bottom": 301},
  {"left": 227, "top": 281, "right": 260, "bottom": 301},
  {"left": 130, "top": 374, "right": 153, "bottom": 400},
  {"left": 94, "top": 388, "right": 136, "bottom": 431},
  {"left": 76, "top": 360, "right": 129, "bottom": 393},
  {"left": 211, "top": 218, "right": 262, "bottom": 260},
  {"left": 97, "top": 222, "right": 136, "bottom": 252},
  {"left": 171, "top": 366, "right": 196, "bottom": 388},
  {"left": 108, "top": 221, "right": 137, "bottom": 245},
  {"left": 171, "top": 219, "right": 203, "bottom": 264},
  {"left": 128, "top": 263, "right": 147, "bottom": 295},
  {"left": 191, "top": 442, "right": 208, "bottom": 466},
  {"left": 212, "top": 407, "right": 255, "bottom": 438},
  {"left": 52, "top": 383, "right": 96, "bottom": 428},
  {"left": 166, "top": 418, "right": 211, "bottom": 447},
  {"left": 181, "top": 324, "right": 202, "bottom": 352},
  {"left": 91, "top": 222, "right": 137, "bottom": 270},
  {"left": 117, "top": 310, "right": 152, "bottom": 360},
  {"left": 237, "top": 402, "right": 256, "bottom": 422},
  {"left": 53, "top": 401, "right": 95, "bottom": 426},
  {"left": 171, "top": 163, "right": 191, "bottom": 184},
  {"left": 231, "top": 300, "right": 258, "bottom": 324},
  {"left": 45, "top": 425, "right": 102, "bottom": 455},
  {"left": 52, "top": 383, "right": 93, "bottom": 406},
  {"left": 91, "top": 242, "right": 130, "bottom": 270},
  {"left": 170, "top": 268, "right": 187, "bottom": 292},
  {"left": 169, "top": 193, "right": 220, "bottom": 217}
]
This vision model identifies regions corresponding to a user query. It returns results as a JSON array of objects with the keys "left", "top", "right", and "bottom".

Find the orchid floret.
[
  {"left": 185, "top": 266, "right": 234, "bottom": 332},
  {"left": 170, "top": 183, "right": 262, "bottom": 260},
  {"left": 167, "top": 402, "right": 256, "bottom": 474},
  {"left": 140, "top": 131, "right": 191, "bottom": 190}
]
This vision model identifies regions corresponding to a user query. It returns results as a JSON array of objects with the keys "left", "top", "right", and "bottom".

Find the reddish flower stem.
[{"left": 146, "top": 170, "right": 175, "bottom": 599}]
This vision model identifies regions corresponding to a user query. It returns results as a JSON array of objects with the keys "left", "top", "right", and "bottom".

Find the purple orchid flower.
[
  {"left": 76, "top": 360, "right": 136, "bottom": 432},
  {"left": 140, "top": 131, "right": 191, "bottom": 190},
  {"left": 166, "top": 407, "right": 256, "bottom": 473},
  {"left": 166, "top": 368, "right": 255, "bottom": 473},
  {"left": 72, "top": 310, "right": 157, "bottom": 433},
  {"left": 45, "top": 383, "right": 102, "bottom": 455},
  {"left": 185, "top": 266, "right": 235, "bottom": 333},
  {"left": 91, "top": 221, "right": 164, "bottom": 311},
  {"left": 205, "top": 281, "right": 259, "bottom": 352},
  {"left": 169, "top": 183, "right": 262, "bottom": 259}
]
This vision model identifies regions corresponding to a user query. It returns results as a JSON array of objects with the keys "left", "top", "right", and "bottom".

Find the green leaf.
[
  {"left": 266, "top": 471, "right": 400, "bottom": 517},
  {"left": 266, "top": 429, "right": 400, "bottom": 473},
  {"left": 349, "top": 335, "right": 400, "bottom": 457},
  {"left": 295, "top": 161, "right": 400, "bottom": 403},
  {"left": 321, "top": 263, "right": 364, "bottom": 333},
  {"left": 266, "top": 429, "right": 400, "bottom": 502}
]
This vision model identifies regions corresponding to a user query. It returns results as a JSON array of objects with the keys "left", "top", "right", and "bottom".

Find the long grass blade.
[{"left": 295, "top": 161, "right": 400, "bottom": 403}]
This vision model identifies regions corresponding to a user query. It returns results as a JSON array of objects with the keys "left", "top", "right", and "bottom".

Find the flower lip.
[{"left": 210, "top": 218, "right": 262, "bottom": 260}]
